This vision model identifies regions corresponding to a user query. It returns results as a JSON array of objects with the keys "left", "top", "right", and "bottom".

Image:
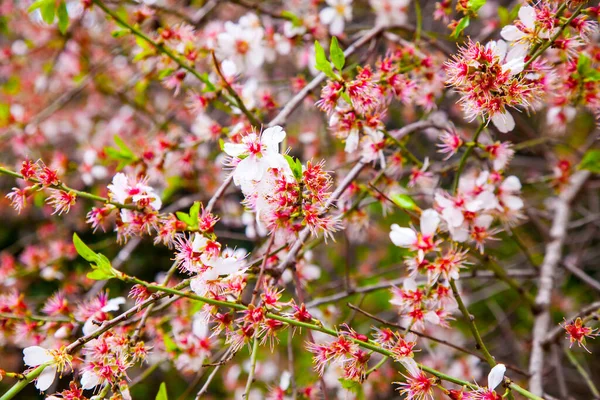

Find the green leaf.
[
  {"left": 57, "top": 1, "right": 68, "bottom": 34},
  {"left": 329, "top": 36, "right": 345, "bottom": 71},
  {"left": 74, "top": 233, "right": 116, "bottom": 281},
  {"left": 114, "top": 136, "right": 135, "bottom": 158},
  {"left": 468, "top": 0, "right": 486, "bottom": 13},
  {"left": 314, "top": 41, "right": 336, "bottom": 79},
  {"left": 73, "top": 233, "right": 99, "bottom": 262},
  {"left": 284, "top": 155, "right": 303, "bottom": 182},
  {"left": 189, "top": 202, "right": 201, "bottom": 222},
  {"left": 156, "top": 383, "right": 168, "bottom": 400},
  {"left": 104, "top": 136, "right": 137, "bottom": 170},
  {"left": 390, "top": 194, "right": 417, "bottom": 210},
  {"left": 451, "top": 16, "right": 470, "bottom": 39},
  {"left": 340, "top": 90, "right": 352, "bottom": 104},
  {"left": 158, "top": 68, "right": 174, "bottom": 80},
  {"left": 281, "top": 10, "right": 301, "bottom": 26},
  {"left": 176, "top": 211, "right": 193, "bottom": 226},
  {"left": 577, "top": 54, "right": 600, "bottom": 82},
  {"left": 163, "top": 334, "right": 179, "bottom": 352},
  {"left": 0, "top": 103, "right": 10, "bottom": 127},
  {"left": 579, "top": 149, "right": 600, "bottom": 173},
  {"left": 40, "top": 0, "right": 56, "bottom": 24},
  {"left": 87, "top": 269, "right": 114, "bottom": 280}
]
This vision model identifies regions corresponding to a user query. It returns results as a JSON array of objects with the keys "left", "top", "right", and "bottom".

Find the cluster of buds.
[
  {"left": 6, "top": 159, "right": 76, "bottom": 215},
  {"left": 307, "top": 326, "right": 370, "bottom": 382}
]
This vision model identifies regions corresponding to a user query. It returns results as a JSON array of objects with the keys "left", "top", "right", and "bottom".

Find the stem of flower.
[
  {"left": 449, "top": 279, "right": 496, "bottom": 367},
  {"left": 243, "top": 338, "right": 260, "bottom": 398},
  {"left": 0, "top": 364, "right": 49, "bottom": 400},
  {"left": 120, "top": 273, "right": 544, "bottom": 399},
  {"left": 0, "top": 166, "right": 136, "bottom": 210},
  {"left": 522, "top": 4, "right": 583, "bottom": 71},
  {"left": 452, "top": 122, "right": 485, "bottom": 195}
]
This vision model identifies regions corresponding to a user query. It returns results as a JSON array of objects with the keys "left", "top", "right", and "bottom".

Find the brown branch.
[
  {"left": 528, "top": 170, "right": 591, "bottom": 395},
  {"left": 347, "top": 304, "right": 529, "bottom": 377}
]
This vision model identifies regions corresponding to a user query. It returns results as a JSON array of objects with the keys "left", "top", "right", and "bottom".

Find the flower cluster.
[
  {"left": 224, "top": 125, "right": 340, "bottom": 242},
  {"left": 445, "top": 40, "right": 541, "bottom": 132}
]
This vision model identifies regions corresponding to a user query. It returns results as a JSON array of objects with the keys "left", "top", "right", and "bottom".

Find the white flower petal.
[
  {"left": 491, "top": 111, "right": 515, "bottom": 133},
  {"left": 500, "top": 25, "right": 526, "bottom": 42},
  {"left": 319, "top": 7, "right": 336, "bottom": 24},
  {"left": 101, "top": 297, "right": 125, "bottom": 312},
  {"left": 35, "top": 365, "right": 57, "bottom": 391},
  {"left": 81, "top": 370, "right": 101, "bottom": 390},
  {"left": 23, "top": 346, "right": 53, "bottom": 366},
  {"left": 223, "top": 142, "right": 246, "bottom": 157},
  {"left": 488, "top": 363, "right": 506, "bottom": 390},
  {"left": 519, "top": 6, "right": 536, "bottom": 30},
  {"left": 329, "top": 17, "right": 345, "bottom": 35},
  {"left": 420, "top": 209, "right": 440, "bottom": 236},
  {"left": 501, "top": 176, "right": 522, "bottom": 191},
  {"left": 390, "top": 225, "right": 417, "bottom": 247}
]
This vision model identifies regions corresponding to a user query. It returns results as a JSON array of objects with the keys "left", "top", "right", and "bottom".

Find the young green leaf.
[
  {"left": 40, "top": 0, "right": 56, "bottom": 24},
  {"left": 176, "top": 211, "right": 193, "bottom": 226},
  {"left": 284, "top": 155, "right": 303, "bottom": 181},
  {"left": 330, "top": 36, "right": 345, "bottom": 71},
  {"left": 57, "top": 1, "right": 69, "bottom": 34},
  {"left": 468, "top": 0, "right": 486, "bottom": 13},
  {"left": 87, "top": 268, "right": 115, "bottom": 281},
  {"left": 451, "top": 16, "right": 470, "bottom": 39},
  {"left": 73, "top": 233, "right": 99, "bottom": 262},
  {"left": 156, "top": 382, "right": 168, "bottom": 400},
  {"left": 579, "top": 149, "right": 600, "bottom": 173},
  {"left": 391, "top": 194, "right": 418, "bottom": 210},
  {"left": 314, "top": 41, "right": 336, "bottom": 79},
  {"left": 189, "top": 202, "right": 201, "bottom": 222}
]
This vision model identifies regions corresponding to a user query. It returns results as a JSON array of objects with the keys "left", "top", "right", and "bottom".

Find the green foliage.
[
  {"left": 73, "top": 233, "right": 117, "bottom": 280},
  {"left": 579, "top": 149, "right": 600, "bottom": 173},
  {"left": 176, "top": 201, "right": 202, "bottom": 229},
  {"left": 57, "top": 1, "right": 69, "bottom": 34},
  {"left": 28, "top": 0, "right": 69, "bottom": 34},
  {"left": 104, "top": 136, "right": 138, "bottom": 170},
  {"left": 2, "top": 76, "right": 20, "bottom": 95},
  {"left": 390, "top": 194, "right": 417, "bottom": 210},
  {"left": 284, "top": 155, "right": 303, "bottom": 182},
  {"left": 467, "top": 0, "right": 487, "bottom": 13},
  {"left": 339, "top": 378, "right": 365, "bottom": 399},
  {"left": 451, "top": 17, "right": 470, "bottom": 39},
  {"left": 156, "top": 383, "right": 168, "bottom": 400},
  {"left": 577, "top": 54, "right": 600, "bottom": 82},
  {"left": 329, "top": 37, "right": 345, "bottom": 71},
  {"left": 314, "top": 41, "right": 337, "bottom": 80}
]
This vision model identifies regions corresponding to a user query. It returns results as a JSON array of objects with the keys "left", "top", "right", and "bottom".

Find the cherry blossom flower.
[
  {"left": 23, "top": 346, "right": 72, "bottom": 391},
  {"left": 319, "top": 0, "right": 353, "bottom": 36},
  {"left": 390, "top": 209, "right": 440, "bottom": 261},
  {"left": 370, "top": 0, "right": 410, "bottom": 27},
  {"left": 501, "top": 6, "right": 554, "bottom": 48},
  {"left": 107, "top": 173, "right": 162, "bottom": 211},
  {"left": 224, "top": 125, "right": 290, "bottom": 190},
  {"left": 216, "top": 18, "right": 265, "bottom": 70}
]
